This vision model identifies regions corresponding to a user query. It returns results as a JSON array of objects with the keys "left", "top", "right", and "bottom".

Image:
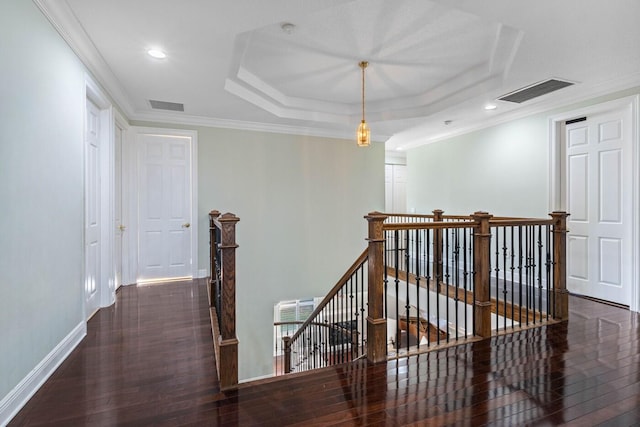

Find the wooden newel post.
[
  {"left": 209, "top": 210, "right": 221, "bottom": 307},
  {"left": 218, "top": 212, "right": 240, "bottom": 389},
  {"left": 433, "top": 210, "right": 444, "bottom": 293},
  {"left": 550, "top": 211, "right": 569, "bottom": 321},
  {"left": 365, "top": 211, "right": 388, "bottom": 363},
  {"left": 282, "top": 336, "right": 291, "bottom": 374},
  {"left": 471, "top": 211, "right": 493, "bottom": 338}
]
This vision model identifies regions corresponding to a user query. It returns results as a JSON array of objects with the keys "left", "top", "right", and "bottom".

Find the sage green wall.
[
  {"left": 0, "top": 0, "right": 85, "bottom": 404},
  {"left": 407, "top": 87, "right": 640, "bottom": 218},
  {"left": 131, "top": 122, "right": 385, "bottom": 380},
  {"left": 407, "top": 116, "right": 549, "bottom": 217}
]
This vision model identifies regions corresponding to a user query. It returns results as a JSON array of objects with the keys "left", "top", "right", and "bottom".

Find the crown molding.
[
  {"left": 397, "top": 71, "right": 640, "bottom": 150},
  {"left": 33, "top": 0, "right": 135, "bottom": 116},
  {"left": 130, "top": 110, "right": 390, "bottom": 142},
  {"left": 32, "top": 0, "right": 390, "bottom": 142},
  {"left": 34, "top": 0, "right": 639, "bottom": 148}
]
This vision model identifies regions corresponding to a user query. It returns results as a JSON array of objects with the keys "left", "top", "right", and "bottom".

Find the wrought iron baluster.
[
  {"left": 502, "top": 227, "right": 508, "bottom": 331},
  {"left": 518, "top": 226, "right": 523, "bottom": 325},
  {"left": 537, "top": 225, "right": 543, "bottom": 323},
  {"left": 545, "top": 225, "right": 552, "bottom": 321},
  {"left": 416, "top": 229, "right": 421, "bottom": 348},
  {"left": 510, "top": 226, "right": 515, "bottom": 328},
  {"left": 445, "top": 228, "right": 450, "bottom": 343}
]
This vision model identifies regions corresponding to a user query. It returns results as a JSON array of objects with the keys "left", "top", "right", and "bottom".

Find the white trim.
[
  {"left": 130, "top": 110, "right": 390, "bottom": 143},
  {"left": 32, "top": 0, "right": 640, "bottom": 148},
  {"left": 33, "top": 0, "right": 135, "bottom": 118},
  {"left": 197, "top": 269, "right": 208, "bottom": 278},
  {"left": 132, "top": 127, "right": 199, "bottom": 280},
  {"left": 548, "top": 95, "right": 640, "bottom": 312},
  {"left": 0, "top": 322, "right": 86, "bottom": 426},
  {"left": 399, "top": 73, "right": 640, "bottom": 150},
  {"left": 84, "top": 73, "right": 116, "bottom": 312},
  {"left": 632, "top": 96, "right": 640, "bottom": 313},
  {"left": 113, "top": 112, "right": 132, "bottom": 286},
  {"left": 239, "top": 373, "right": 276, "bottom": 384}
]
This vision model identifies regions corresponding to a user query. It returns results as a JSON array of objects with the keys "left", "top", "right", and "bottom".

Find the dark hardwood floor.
[{"left": 10, "top": 279, "right": 640, "bottom": 426}]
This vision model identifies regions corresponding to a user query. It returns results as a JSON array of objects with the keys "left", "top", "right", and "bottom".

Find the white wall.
[
  {"left": 131, "top": 122, "right": 385, "bottom": 380},
  {"left": 407, "top": 87, "right": 640, "bottom": 219},
  {"left": 0, "top": 0, "right": 86, "bottom": 415}
]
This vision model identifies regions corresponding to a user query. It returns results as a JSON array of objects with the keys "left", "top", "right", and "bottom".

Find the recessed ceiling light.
[
  {"left": 484, "top": 104, "right": 497, "bottom": 110},
  {"left": 281, "top": 23, "right": 296, "bottom": 35},
  {"left": 396, "top": 147, "right": 404, "bottom": 151},
  {"left": 147, "top": 49, "right": 166, "bottom": 59}
]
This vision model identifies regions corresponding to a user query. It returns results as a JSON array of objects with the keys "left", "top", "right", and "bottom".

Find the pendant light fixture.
[{"left": 357, "top": 61, "right": 370, "bottom": 147}]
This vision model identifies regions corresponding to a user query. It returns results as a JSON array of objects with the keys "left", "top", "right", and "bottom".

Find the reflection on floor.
[{"left": 10, "top": 279, "right": 640, "bottom": 426}]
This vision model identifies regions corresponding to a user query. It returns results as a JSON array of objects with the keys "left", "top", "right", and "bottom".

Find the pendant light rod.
[
  {"left": 357, "top": 61, "right": 370, "bottom": 147},
  {"left": 360, "top": 61, "right": 368, "bottom": 121}
]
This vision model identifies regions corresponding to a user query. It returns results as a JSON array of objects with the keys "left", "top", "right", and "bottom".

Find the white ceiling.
[{"left": 37, "top": 0, "right": 640, "bottom": 150}]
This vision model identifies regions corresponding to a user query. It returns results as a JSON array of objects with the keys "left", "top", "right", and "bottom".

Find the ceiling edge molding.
[
  {"left": 224, "top": 78, "right": 351, "bottom": 123},
  {"left": 397, "top": 71, "right": 640, "bottom": 151},
  {"left": 33, "top": 0, "right": 135, "bottom": 117},
  {"left": 129, "top": 110, "right": 391, "bottom": 142}
]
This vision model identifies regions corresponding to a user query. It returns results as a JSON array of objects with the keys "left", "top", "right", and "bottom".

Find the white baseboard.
[
  {"left": 240, "top": 372, "right": 275, "bottom": 383},
  {"left": 197, "top": 269, "right": 208, "bottom": 279},
  {"left": 0, "top": 321, "right": 86, "bottom": 426}
]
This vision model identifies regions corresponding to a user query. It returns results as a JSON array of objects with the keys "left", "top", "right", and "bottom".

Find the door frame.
[
  {"left": 548, "top": 95, "right": 640, "bottom": 311},
  {"left": 114, "top": 109, "right": 131, "bottom": 287},
  {"left": 129, "top": 127, "right": 200, "bottom": 281},
  {"left": 84, "top": 74, "right": 116, "bottom": 316}
]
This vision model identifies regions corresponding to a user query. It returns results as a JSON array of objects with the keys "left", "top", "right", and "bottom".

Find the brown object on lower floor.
[{"left": 9, "top": 279, "right": 640, "bottom": 426}]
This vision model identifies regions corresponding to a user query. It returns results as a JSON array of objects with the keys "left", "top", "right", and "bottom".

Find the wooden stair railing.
[
  {"left": 281, "top": 249, "right": 368, "bottom": 374},
  {"left": 375, "top": 210, "right": 568, "bottom": 358},
  {"left": 275, "top": 209, "right": 568, "bottom": 375},
  {"left": 209, "top": 210, "right": 239, "bottom": 390},
  {"left": 275, "top": 321, "right": 361, "bottom": 374}
]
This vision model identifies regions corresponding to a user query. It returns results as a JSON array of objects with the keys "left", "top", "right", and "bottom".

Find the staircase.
[
  {"left": 275, "top": 210, "right": 569, "bottom": 375},
  {"left": 206, "top": 208, "right": 569, "bottom": 385}
]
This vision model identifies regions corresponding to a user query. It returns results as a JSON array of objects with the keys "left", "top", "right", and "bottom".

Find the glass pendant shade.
[{"left": 357, "top": 120, "right": 370, "bottom": 147}]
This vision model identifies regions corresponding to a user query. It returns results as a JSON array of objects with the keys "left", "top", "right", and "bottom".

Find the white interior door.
[
  {"left": 137, "top": 133, "right": 193, "bottom": 282},
  {"left": 565, "top": 106, "right": 633, "bottom": 305},
  {"left": 385, "top": 164, "right": 407, "bottom": 213},
  {"left": 385, "top": 164, "right": 393, "bottom": 212},
  {"left": 393, "top": 165, "right": 407, "bottom": 213},
  {"left": 85, "top": 99, "right": 101, "bottom": 317}
]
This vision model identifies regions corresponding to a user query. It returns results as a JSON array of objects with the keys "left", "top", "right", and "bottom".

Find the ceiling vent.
[
  {"left": 498, "top": 79, "right": 574, "bottom": 103},
  {"left": 149, "top": 100, "right": 184, "bottom": 112}
]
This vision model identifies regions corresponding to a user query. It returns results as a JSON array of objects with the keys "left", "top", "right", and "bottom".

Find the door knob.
[
  {"left": 182, "top": 223, "right": 191, "bottom": 228},
  {"left": 118, "top": 224, "right": 126, "bottom": 232}
]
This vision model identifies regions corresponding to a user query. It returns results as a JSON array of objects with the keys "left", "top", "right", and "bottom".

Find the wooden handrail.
[
  {"left": 277, "top": 321, "right": 360, "bottom": 334},
  {"left": 382, "top": 213, "right": 435, "bottom": 219},
  {"left": 383, "top": 220, "right": 478, "bottom": 231},
  {"left": 489, "top": 218, "right": 555, "bottom": 226},
  {"left": 287, "top": 249, "right": 368, "bottom": 344}
]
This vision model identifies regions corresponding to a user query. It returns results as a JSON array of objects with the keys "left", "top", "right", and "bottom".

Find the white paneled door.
[
  {"left": 565, "top": 106, "right": 633, "bottom": 305},
  {"left": 385, "top": 164, "right": 407, "bottom": 213},
  {"left": 137, "top": 133, "right": 193, "bottom": 281},
  {"left": 85, "top": 99, "right": 101, "bottom": 317}
]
